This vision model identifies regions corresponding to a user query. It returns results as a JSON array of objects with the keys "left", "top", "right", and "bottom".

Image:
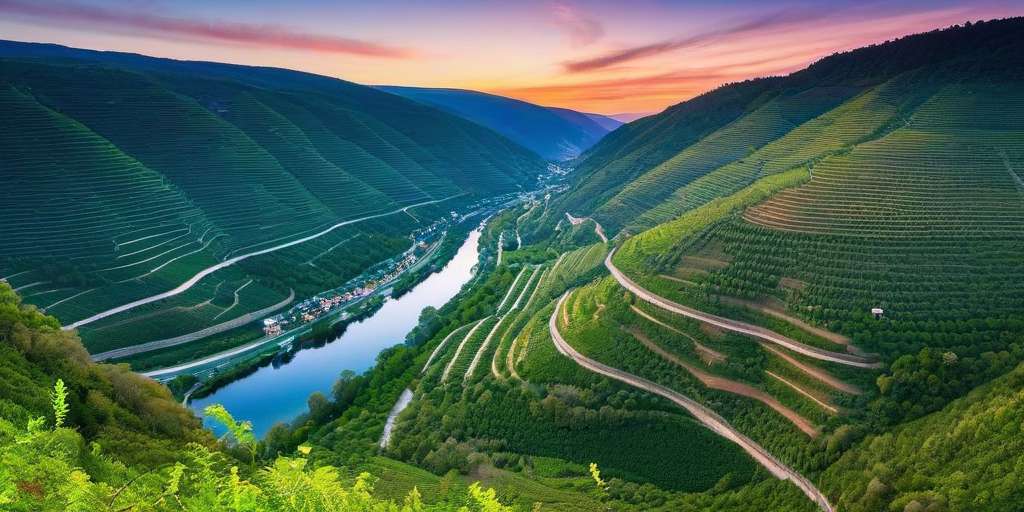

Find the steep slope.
[
  {"left": 0, "top": 282, "right": 210, "bottom": 467},
  {"left": 377, "top": 86, "right": 620, "bottom": 161},
  {"left": 0, "top": 41, "right": 543, "bottom": 351},
  {"left": 823, "top": 362, "right": 1024, "bottom": 511},
  {"left": 555, "top": 18, "right": 1024, "bottom": 235}
]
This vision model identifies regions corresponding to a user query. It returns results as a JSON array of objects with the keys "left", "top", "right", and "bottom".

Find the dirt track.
[
  {"left": 626, "top": 328, "right": 819, "bottom": 437},
  {"left": 606, "top": 248, "right": 882, "bottom": 369},
  {"left": 760, "top": 343, "right": 863, "bottom": 395}
]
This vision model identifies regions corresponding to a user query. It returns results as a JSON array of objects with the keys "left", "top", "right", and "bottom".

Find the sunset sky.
[{"left": 1, "top": 0, "right": 1020, "bottom": 114}]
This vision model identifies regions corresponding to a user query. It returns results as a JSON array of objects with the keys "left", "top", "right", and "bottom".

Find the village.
[
  {"left": 259, "top": 190, "right": 539, "bottom": 338},
  {"left": 262, "top": 239, "right": 433, "bottom": 337}
]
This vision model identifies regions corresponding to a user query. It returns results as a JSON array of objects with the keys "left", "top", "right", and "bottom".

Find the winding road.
[
  {"left": 565, "top": 212, "right": 608, "bottom": 243},
  {"left": 605, "top": 248, "right": 881, "bottom": 369},
  {"left": 64, "top": 195, "right": 461, "bottom": 331},
  {"left": 548, "top": 292, "right": 834, "bottom": 512}
]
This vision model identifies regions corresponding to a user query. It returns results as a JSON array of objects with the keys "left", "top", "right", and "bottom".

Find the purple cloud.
[{"left": 0, "top": 0, "right": 414, "bottom": 58}]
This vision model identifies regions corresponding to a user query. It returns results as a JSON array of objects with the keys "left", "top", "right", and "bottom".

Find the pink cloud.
[
  {"left": 0, "top": 0, "right": 414, "bottom": 58},
  {"left": 550, "top": 2, "right": 604, "bottom": 47}
]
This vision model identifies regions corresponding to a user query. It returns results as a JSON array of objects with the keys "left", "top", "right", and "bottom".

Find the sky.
[{"left": 0, "top": 0, "right": 1020, "bottom": 114}]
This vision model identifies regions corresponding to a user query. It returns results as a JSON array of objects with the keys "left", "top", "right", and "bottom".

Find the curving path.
[
  {"left": 495, "top": 267, "right": 527, "bottom": 312},
  {"left": 548, "top": 292, "right": 834, "bottom": 512},
  {"left": 565, "top": 212, "right": 608, "bottom": 243},
  {"left": 606, "top": 248, "right": 882, "bottom": 369},
  {"left": 466, "top": 316, "right": 508, "bottom": 382},
  {"left": 64, "top": 195, "right": 461, "bottom": 331}
]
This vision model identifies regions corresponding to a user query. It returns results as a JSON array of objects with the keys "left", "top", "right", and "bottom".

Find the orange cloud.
[
  {"left": 562, "top": 8, "right": 829, "bottom": 73},
  {"left": 495, "top": 46, "right": 821, "bottom": 111},
  {"left": 0, "top": 0, "right": 414, "bottom": 58}
]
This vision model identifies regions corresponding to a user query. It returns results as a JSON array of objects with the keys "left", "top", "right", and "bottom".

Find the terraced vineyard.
[
  {"left": 0, "top": 42, "right": 542, "bottom": 353},
  {"left": 744, "top": 84, "right": 1024, "bottom": 237},
  {"left": 592, "top": 85, "right": 862, "bottom": 232},
  {"left": 548, "top": 19, "right": 1024, "bottom": 239}
]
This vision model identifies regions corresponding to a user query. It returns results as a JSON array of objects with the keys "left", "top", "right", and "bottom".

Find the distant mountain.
[
  {"left": 546, "top": 106, "right": 622, "bottom": 134},
  {"left": 377, "top": 86, "right": 621, "bottom": 161},
  {"left": 608, "top": 112, "right": 653, "bottom": 123},
  {"left": 0, "top": 40, "right": 543, "bottom": 351},
  {"left": 582, "top": 112, "right": 626, "bottom": 131}
]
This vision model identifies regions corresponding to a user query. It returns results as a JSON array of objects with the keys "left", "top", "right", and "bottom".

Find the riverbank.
[
  {"left": 131, "top": 228, "right": 453, "bottom": 378},
  {"left": 154, "top": 231, "right": 463, "bottom": 395},
  {"left": 188, "top": 224, "right": 487, "bottom": 436}
]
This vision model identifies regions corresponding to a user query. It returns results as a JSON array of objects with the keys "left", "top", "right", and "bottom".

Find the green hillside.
[
  {"left": 265, "top": 18, "right": 1024, "bottom": 512},
  {"left": 0, "top": 42, "right": 543, "bottom": 352},
  {"left": 4, "top": 15, "right": 1024, "bottom": 512},
  {"left": 821, "top": 362, "right": 1024, "bottom": 511},
  {"left": 551, "top": 18, "right": 1023, "bottom": 236}
]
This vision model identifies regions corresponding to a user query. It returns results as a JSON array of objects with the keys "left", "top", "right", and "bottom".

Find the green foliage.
[
  {"left": 49, "top": 379, "right": 68, "bottom": 429},
  {"left": 614, "top": 167, "right": 808, "bottom": 274},
  {"left": 0, "top": 411, "right": 517, "bottom": 511},
  {"left": 205, "top": 404, "right": 258, "bottom": 463},
  {"left": 0, "top": 282, "right": 210, "bottom": 467},
  {"left": 824, "top": 363, "right": 1024, "bottom": 512}
]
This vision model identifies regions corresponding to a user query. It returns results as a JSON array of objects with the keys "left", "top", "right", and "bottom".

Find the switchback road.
[{"left": 548, "top": 292, "right": 835, "bottom": 512}]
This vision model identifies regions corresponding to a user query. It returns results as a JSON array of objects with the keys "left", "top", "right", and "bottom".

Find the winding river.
[{"left": 191, "top": 227, "right": 482, "bottom": 437}]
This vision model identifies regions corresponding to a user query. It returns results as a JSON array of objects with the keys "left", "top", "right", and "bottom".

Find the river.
[{"left": 190, "top": 227, "right": 482, "bottom": 437}]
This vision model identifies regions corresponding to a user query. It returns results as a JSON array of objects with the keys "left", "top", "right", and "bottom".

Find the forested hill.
[
  {"left": 0, "top": 40, "right": 544, "bottom": 350},
  {"left": 377, "top": 85, "right": 621, "bottom": 161},
  {"left": 0, "top": 281, "right": 528, "bottom": 510},
  {"left": 548, "top": 17, "right": 1024, "bottom": 236}
]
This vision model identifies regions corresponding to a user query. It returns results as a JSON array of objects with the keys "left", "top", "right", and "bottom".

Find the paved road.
[
  {"left": 64, "top": 195, "right": 461, "bottom": 331},
  {"left": 143, "top": 329, "right": 299, "bottom": 378},
  {"left": 605, "top": 248, "right": 882, "bottom": 369},
  {"left": 91, "top": 289, "right": 295, "bottom": 361},
  {"left": 548, "top": 292, "right": 835, "bottom": 512}
]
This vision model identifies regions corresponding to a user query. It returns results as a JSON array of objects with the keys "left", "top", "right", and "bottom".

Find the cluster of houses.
[{"left": 261, "top": 249, "right": 423, "bottom": 337}]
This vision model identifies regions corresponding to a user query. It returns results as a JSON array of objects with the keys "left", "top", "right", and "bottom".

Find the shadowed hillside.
[
  {"left": 377, "top": 85, "right": 621, "bottom": 161},
  {"left": 0, "top": 40, "right": 543, "bottom": 352}
]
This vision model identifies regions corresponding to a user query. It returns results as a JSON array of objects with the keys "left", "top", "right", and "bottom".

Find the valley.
[{"left": 1, "top": 14, "right": 1023, "bottom": 512}]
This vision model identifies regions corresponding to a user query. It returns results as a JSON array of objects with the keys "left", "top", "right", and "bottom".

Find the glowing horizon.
[{"left": 1, "top": 0, "right": 1019, "bottom": 114}]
